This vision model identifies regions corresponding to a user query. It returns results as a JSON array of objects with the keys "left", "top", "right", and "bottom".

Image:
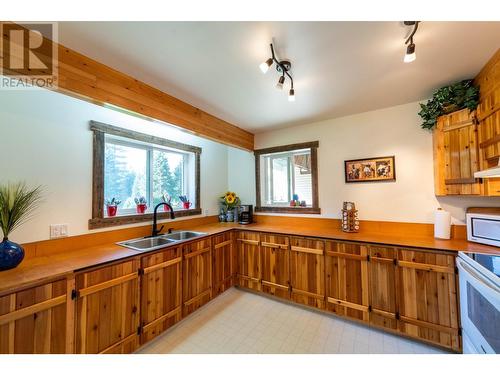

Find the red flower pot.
[
  {"left": 163, "top": 204, "right": 171, "bottom": 212},
  {"left": 136, "top": 203, "right": 147, "bottom": 214},
  {"left": 183, "top": 202, "right": 192, "bottom": 210},
  {"left": 106, "top": 205, "right": 118, "bottom": 217}
]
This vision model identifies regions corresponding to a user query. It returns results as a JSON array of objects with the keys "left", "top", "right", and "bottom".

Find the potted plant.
[
  {"left": 162, "top": 193, "right": 172, "bottom": 211},
  {"left": 418, "top": 79, "right": 479, "bottom": 130},
  {"left": 219, "top": 192, "right": 240, "bottom": 222},
  {"left": 179, "top": 195, "right": 192, "bottom": 210},
  {"left": 134, "top": 196, "right": 148, "bottom": 214},
  {"left": 0, "top": 182, "right": 43, "bottom": 271},
  {"left": 105, "top": 197, "right": 121, "bottom": 217}
]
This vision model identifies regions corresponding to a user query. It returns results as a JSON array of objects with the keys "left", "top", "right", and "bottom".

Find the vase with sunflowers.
[{"left": 219, "top": 192, "right": 240, "bottom": 222}]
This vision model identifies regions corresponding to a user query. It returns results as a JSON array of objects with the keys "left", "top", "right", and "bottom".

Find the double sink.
[{"left": 117, "top": 231, "right": 207, "bottom": 252}]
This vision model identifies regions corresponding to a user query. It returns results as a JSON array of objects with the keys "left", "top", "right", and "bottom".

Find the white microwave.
[{"left": 466, "top": 208, "right": 500, "bottom": 248}]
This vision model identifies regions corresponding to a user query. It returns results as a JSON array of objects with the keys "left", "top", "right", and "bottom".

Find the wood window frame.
[
  {"left": 254, "top": 141, "right": 320, "bottom": 214},
  {"left": 89, "top": 120, "right": 202, "bottom": 229}
]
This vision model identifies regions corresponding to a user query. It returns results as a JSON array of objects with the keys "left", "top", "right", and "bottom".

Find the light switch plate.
[{"left": 50, "top": 224, "right": 68, "bottom": 239}]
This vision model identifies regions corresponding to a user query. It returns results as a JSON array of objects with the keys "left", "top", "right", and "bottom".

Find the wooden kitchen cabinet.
[
  {"left": 212, "top": 232, "right": 235, "bottom": 297},
  {"left": 325, "top": 241, "right": 369, "bottom": 323},
  {"left": 75, "top": 259, "right": 140, "bottom": 354},
  {"left": 236, "top": 231, "right": 261, "bottom": 292},
  {"left": 182, "top": 237, "right": 212, "bottom": 317},
  {"left": 368, "top": 245, "right": 398, "bottom": 331},
  {"left": 260, "top": 233, "right": 290, "bottom": 299},
  {"left": 140, "top": 246, "right": 182, "bottom": 345},
  {"left": 0, "top": 278, "right": 71, "bottom": 354},
  {"left": 289, "top": 237, "right": 325, "bottom": 309},
  {"left": 397, "top": 248, "right": 460, "bottom": 351},
  {"left": 433, "top": 108, "right": 481, "bottom": 195}
]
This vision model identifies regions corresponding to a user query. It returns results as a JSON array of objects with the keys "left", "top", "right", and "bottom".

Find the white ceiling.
[{"left": 58, "top": 22, "right": 500, "bottom": 133}]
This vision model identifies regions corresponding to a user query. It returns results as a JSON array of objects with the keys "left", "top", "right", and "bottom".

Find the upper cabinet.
[
  {"left": 433, "top": 49, "right": 500, "bottom": 196},
  {"left": 433, "top": 109, "right": 481, "bottom": 195}
]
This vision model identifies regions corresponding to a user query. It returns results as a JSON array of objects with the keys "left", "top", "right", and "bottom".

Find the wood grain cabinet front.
[
  {"left": 289, "top": 237, "right": 325, "bottom": 309},
  {"left": 139, "top": 246, "right": 182, "bottom": 345},
  {"left": 182, "top": 237, "right": 212, "bottom": 317},
  {"left": 325, "top": 241, "right": 369, "bottom": 323},
  {"left": 212, "top": 232, "right": 235, "bottom": 297},
  {"left": 368, "top": 246, "right": 398, "bottom": 331},
  {"left": 260, "top": 233, "right": 290, "bottom": 299},
  {"left": 397, "top": 248, "right": 460, "bottom": 351},
  {"left": 0, "top": 278, "right": 71, "bottom": 354},
  {"left": 74, "top": 259, "right": 140, "bottom": 354},
  {"left": 236, "top": 231, "right": 261, "bottom": 292}
]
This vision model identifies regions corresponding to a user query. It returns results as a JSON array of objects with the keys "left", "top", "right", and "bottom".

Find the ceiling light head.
[
  {"left": 404, "top": 43, "right": 416, "bottom": 63},
  {"left": 276, "top": 75, "right": 285, "bottom": 90},
  {"left": 288, "top": 88, "right": 295, "bottom": 102},
  {"left": 259, "top": 58, "right": 273, "bottom": 74}
]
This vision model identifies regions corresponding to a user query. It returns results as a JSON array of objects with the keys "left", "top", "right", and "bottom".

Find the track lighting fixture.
[
  {"left": 276, "top": 75, "right": 285, "bottom": 90},
  {"left": 259, "top": 43, "right": 295, "bottom": 101},
  {"left": 403, "top": 21, "right": 419, "bottom": 63}
]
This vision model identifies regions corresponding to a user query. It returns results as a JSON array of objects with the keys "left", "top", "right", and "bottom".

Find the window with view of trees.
[{"left": 89, "top": 121, "right": 201, "bottom": 229}]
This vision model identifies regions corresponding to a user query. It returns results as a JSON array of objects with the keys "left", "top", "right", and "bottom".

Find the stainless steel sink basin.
[
  {"left": 117, "top": 231, "right": 207, "bottom": 252},
  {"left": 163, "top": 231, "right": 207, "bottom": 241},
  {"left": 117, "top": 236, "right": 177, "bottom": 252}
]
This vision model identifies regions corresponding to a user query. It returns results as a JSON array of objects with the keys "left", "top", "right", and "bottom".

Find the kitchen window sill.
[{"left": 88, "top": 208, "right": 202, "bottom": 229}]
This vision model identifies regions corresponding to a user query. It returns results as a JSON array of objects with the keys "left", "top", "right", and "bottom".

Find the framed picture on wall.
[{"left": 344, "top": 156, "right": 396, "bottom": 183}]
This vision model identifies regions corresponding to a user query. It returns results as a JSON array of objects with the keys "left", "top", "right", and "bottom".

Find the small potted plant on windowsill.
[
  {"left": 134, "top": 196, "right": 148, "bottom": 214},
  {"left": 105, "top": 198, "right": 121, "bottom": 217},
  {"left": 162, "top": 193, "right": 172, "bottom": 211},
  {"left": 179, "top": 195, "right": 192, "bottom": 210}
]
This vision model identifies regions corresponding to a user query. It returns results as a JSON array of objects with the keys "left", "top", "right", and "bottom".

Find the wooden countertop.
[{"left": 1, "top": 221, "right": 498, "bottom": 295}]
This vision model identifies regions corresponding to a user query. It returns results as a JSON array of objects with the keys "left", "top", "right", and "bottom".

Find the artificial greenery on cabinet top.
[{"left": 418, "top": 79, "right": 479, "bottom": 130}]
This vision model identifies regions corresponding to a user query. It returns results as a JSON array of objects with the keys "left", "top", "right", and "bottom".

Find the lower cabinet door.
[
  {"left": 260, "top": 234, "right": 290, "bottom": 299},
  {"left": 290, "top": 237, "right": 325, "bottom": 309},
  {"left": 0, "top": 278, "right": 70, "bottom": 353},
  {"left": 212, "top": 232, "right": 234, "bottom": 297},
  {"left": 325, "top": 241, "right": 369, "bottom": 323},
  {"left": 236, "top": 231, "right": 261, "bottom": 291},
  {"left": 368, "top": 246, "right": 398, "bottom": 331},
  {"left": 397, "top": 248, "right": 460, "bottom": 351},
  {"left": 183, "top": 238, "right": 212, "bottom": 317},
  {"left": 75, "top": 259, "right": 140, "bottom": 354},
  {"left": 140, "top": 247, "right": 182, "bottom": 345}
]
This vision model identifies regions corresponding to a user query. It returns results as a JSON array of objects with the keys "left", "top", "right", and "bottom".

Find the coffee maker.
[{"left": 238, "top": 205, "right": 253, "bottom": 225}]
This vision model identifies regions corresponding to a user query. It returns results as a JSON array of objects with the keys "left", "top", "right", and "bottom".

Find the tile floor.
[{"left": 137, "top": 287, "right": 448, "bottom": 354}]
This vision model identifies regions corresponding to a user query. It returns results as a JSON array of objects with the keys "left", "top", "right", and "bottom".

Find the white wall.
[
  {"left": 0, "top": 89, "right": 231, "bottom": 244},
  {"left": 227, "top": 148, "right": 256, "bottom": 206},
  {"left": 254, "top": 101, "right": 500, "bottom": 224}
]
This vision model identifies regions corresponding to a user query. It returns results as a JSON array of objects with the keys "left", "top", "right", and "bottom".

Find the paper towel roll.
[{"left": 434, "top": 208, "right": 451, "bottom": 239}]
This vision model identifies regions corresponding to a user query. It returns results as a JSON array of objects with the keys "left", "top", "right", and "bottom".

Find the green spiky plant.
[{"left": 0, "top": 182, "right": 43, "bottom": 241}]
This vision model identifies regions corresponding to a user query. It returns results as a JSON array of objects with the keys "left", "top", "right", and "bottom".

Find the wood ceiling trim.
[{"left": 0, "top": 22, "right": 254, "bottom": 150}]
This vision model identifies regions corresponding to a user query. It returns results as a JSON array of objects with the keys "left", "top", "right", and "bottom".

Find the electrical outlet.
[
  {"left": 204, "top": 209, "right": 209, "bottom": 216},
  {"left": 50, "top": 224, "right": 68, "bottom": 239}
]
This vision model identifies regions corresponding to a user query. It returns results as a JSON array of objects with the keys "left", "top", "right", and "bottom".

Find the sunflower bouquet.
[{"left": 219, "top": 191, "right": 240, "bottom": 212}]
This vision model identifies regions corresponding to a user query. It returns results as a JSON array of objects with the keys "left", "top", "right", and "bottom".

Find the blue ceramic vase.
[{"left": 0, "top": 238, "right": 25, "bottom": 271}]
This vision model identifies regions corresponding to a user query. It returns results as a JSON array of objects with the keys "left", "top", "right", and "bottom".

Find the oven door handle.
[{"left": 456, "top": 258, "right": 500, "bottom": 295}]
